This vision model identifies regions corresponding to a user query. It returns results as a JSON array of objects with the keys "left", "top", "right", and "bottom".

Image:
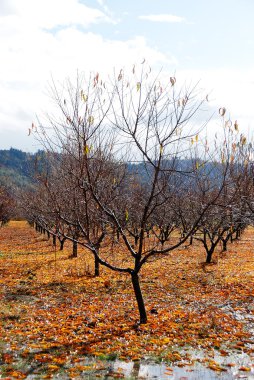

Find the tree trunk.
[
  {"left": 222, "top": 239, "right": 227, "bottom": 252},
  {"left": 52, "top": 234, "right": 56, "bottom": 246},
  {"left": 132, "top": 361, "right": 141, "bottom": 378},
  {"left": 59, "top": 238, "right": 65, "bottom": 251},
  {"left": 72, "top": 241, "right": 78, "bottom": 257},
  {"left": 206, "top": 248, "right": 214, "bottom": 263},
  {"left": 94, "top": 256, "right": 99, "bottom": 277},
  {"left": 131, "top": 272, "right": 147, "bottom": 324}
]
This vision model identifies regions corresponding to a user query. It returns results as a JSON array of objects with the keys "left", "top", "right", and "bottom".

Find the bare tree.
[
  {"left": 30, "top": 66, "right": 236, "bottom": 323},
  {"left": 0, "top": 186, "right": 14, "bottom": 226}
]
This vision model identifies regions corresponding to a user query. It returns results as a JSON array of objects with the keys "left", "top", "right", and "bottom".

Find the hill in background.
[
  {"left": 0, "top": 148, "right": 222, "bottom": 195},
  {"left": 0, "top": 148, "right": 44, "bottom": 190}
]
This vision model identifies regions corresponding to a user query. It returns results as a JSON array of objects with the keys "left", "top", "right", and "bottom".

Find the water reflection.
[
  {"left": 109, "top": 349, "right": 254, "bottom": 379},
  {"left": 22, "top": 348, "right": 254, "bottom": 379}
]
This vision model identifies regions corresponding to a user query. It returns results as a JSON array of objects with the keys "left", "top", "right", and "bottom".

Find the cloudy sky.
[{"left": 1, "top": 0, "right": 254, "bottom": 151}]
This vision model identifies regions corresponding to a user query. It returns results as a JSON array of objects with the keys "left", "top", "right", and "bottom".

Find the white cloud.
[
  {"left": 3, "top": 2, "right": 252, "bottom": 152},
  {"left": 0, "top": 0, "right": 112, "bottom": 30},
  {"left": 0, "top": 0, "right": 16, "bottom": 16},
  {"left": 0, "top": 1, "right": 176, "bottom": 149},
  {"left": 176, "top": 68, "right": 254, "bottom": 137},
  {"left": 96, "top": 0, "right": 112, "bottom": 18},
  {"left": 139, "top": 14, "right": 185, "bottom": 23}
]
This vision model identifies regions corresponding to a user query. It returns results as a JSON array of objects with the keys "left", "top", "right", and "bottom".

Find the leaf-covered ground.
[{"left": 0, "top": 221, "right": 254, "bottom": 379}]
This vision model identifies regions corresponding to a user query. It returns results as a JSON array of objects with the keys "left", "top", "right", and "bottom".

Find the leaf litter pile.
[{"left": 0, "top": 221, "right": 254, "bottom": 379}]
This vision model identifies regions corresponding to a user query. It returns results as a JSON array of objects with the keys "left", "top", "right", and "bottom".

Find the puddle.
[
  {"left": 109, "top": 350, "right": 254, "bottom": 379},
  {"left": 2, "top": 338, "right": 254, "bottom": 379},
  {"left": 12, "top": 348, "right": 254, "bottom": 379}
]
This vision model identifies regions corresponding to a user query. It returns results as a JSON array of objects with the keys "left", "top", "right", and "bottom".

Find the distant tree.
[
  {"left": 179, "top": 118, "right": 251, "bottom": 262},
  {"left": 0, "top": 186, "right": 14, "bottom": 226}
]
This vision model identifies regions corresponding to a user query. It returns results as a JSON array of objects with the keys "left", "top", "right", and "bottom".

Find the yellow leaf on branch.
[{"left": 88, "top": 115, "right": 94, "bottom": 125}]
